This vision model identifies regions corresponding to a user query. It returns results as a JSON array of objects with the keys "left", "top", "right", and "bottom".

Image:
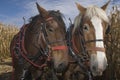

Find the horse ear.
[
  {"left": 36, "top": 2, "right": 49, "bottom": 18},
  {"left": 75, "top": 2, "right": 86, "bottom": 14},
  {"left": 101, "top": 0, "right": 110, "bottom": 10}
]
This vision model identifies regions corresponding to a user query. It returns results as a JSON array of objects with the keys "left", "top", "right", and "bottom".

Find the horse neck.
[{"left": 24, "top": 24, "right": 45, "bottom": 55}]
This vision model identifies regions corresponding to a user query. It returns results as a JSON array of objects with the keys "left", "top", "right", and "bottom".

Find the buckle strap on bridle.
[
  {"left": 85, "top": 39, "right": 105, "bottom": 52},
  {"left": 52, "top": 45, "right": 67, "bottom": 51},
  {"left": 86, "top": 39, "right": 103, "bottom": 43},
  {"left": 87, "top": 47, "right": 105, "bottom": 52}
]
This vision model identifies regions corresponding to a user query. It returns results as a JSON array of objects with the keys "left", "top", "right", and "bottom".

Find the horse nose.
[
  {"left": 55, "top": 63, "right": 67, "bottom": 73},
  {"left": 58, "top": 63, "right": 67, "bottom": 71},
  {"left": 97, "top": 68, "right": 103, "bottom": 75},
  {"left": 91, "top": 65, "right": 105, "bottom": 76}
]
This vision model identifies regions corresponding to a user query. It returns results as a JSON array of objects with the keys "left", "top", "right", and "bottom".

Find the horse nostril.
[
  {"left": 58, "top": 63, "right": 66, "bottom": 70},
  {"left": 58, "top": 63, "right": 66, "bottom": 69}
]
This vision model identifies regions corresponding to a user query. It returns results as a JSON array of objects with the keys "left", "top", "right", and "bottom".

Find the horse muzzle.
[{"left": 54, "top": 63, "right": 68, "bottom": 73}]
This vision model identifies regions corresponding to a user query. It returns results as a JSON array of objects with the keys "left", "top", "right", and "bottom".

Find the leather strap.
[
  {"left": 87, "top": 47, "right": 105, "bottom": 52},
  {"left": 52, "top": 45, "right": 67, "bottom": 51}
]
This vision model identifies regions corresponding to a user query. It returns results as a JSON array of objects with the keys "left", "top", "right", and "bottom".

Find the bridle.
[
  {"left": 40, "top": 17, "right": 67, "bottom": 56},
  {"left": 67, "top": 24, "right": 92, "bottom": 80},
  {"left": 67, "top": 25, "right": 104, "bottom": 80},
  {"left": 12, "top": 16, "right": 67, "bottom": 80},
  {"left": 67, "top": 18, "right": 108, "bottom": 79},
  {"left": 27, "top": 17, "right": 67, "bottom": 68}
]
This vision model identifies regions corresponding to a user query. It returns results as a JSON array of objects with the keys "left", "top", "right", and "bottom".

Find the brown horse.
[
  {"left": 10, "top": 3, "right": 69, "bottom": 80},
  {"left": 65, "top": 1, "right": 110, "bottom": 80}
]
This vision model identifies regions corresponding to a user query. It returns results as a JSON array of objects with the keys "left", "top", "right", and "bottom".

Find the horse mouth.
[
  {"left": 91, "top": 70, "right": 103, "bottom": 76},
  {"left": 54, "top": 67, "right": 67, "bottom": 73},
  {"left": 53, "top": 62, "right": 68, "bottom": 73}
]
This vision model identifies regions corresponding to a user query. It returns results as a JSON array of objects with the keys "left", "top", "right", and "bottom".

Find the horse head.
[
  {"left": 25, "top": 3, "right": 69, "bottom": 73},
  {"left": 72, "top": 1, "right": 110, "bottom": 76}
]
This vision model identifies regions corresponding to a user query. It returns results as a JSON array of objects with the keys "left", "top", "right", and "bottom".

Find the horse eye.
[
  {"left": 48, "top": 28, "right": 54, "bottom": 32},
  {"left": 83, "top": 24, "right": 89, "bottom": 31}
]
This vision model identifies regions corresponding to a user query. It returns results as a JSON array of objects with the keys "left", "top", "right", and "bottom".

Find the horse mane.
[
  {"left": 73, "top": 5, "right": 109, "bottom": 33},
  {"left": 48, "top": 10, "right": 66, "bottom": 30},
  {"left": 29, "top": 10, "right": 66, "bottom": 31}
]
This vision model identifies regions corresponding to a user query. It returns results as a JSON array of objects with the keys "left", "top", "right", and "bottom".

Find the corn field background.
[
  {"left": 0, "top": 23, "right": 19, "bottom": 59},
  {"left": 0, "top": 6, "right": 120, "bottom": 80},
  {"left": 0, "top": 23, "right": 19, "bottom": 80},
  {"left": 105, "top": 6, "right": 120, "bottom": 80}
]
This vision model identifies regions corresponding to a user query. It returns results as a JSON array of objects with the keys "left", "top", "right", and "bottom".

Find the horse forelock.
[
  {"left": 48, "top": 10, "right": 66, "bottom": 31},
  {"left": 28, "top": 10, "right": 66, "bottom": 32},
  {"left": 73, "top": 5, "right": 109, "bottom": 33},
  {"left": 85, "top": 5, "right": 109, "bottom": 23}
]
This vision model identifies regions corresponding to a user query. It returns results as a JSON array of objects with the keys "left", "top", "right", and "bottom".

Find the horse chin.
[
  {"left": 54, "top": 67, "right": 67, "bottom": 73},
  {"left": 54, "top": 62, "right": 68, "bottom": 73},
  {"left": 92, "top": 71, "right": 103, "bottom": 77},
  {"left": 54, "top": 66, "right": 67, "bottom": 73},
  {"left": 55, "top": 69, "right": 63, "bottom": 73}
]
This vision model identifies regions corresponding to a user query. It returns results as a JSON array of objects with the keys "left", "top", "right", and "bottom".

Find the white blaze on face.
[{"left": 91, "top": 16, "right": 107, "bottom": 70}]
